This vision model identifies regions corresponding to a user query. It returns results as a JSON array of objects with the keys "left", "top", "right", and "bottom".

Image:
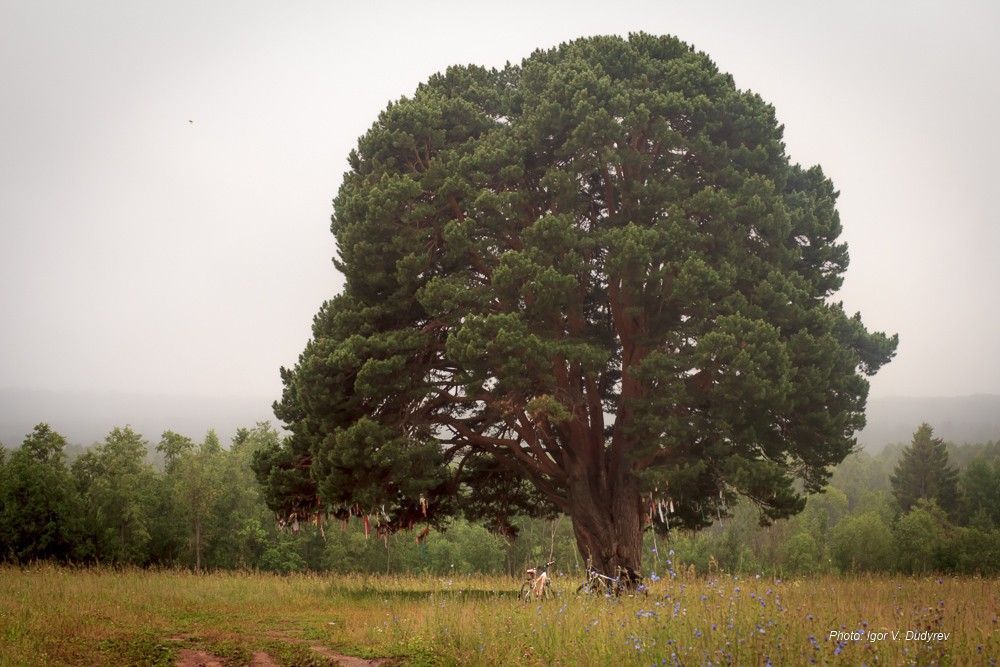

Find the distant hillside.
[
  {"left": 1, "top": 389, "right": 997, "bottom": 453},
  {"left": 0, "top": 388, "right": 279, "bottom": 448},
  {"left": 858, "top": 395, "right": 1000, "bottom": 450}
]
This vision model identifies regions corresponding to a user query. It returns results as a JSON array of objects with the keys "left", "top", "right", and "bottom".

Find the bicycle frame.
[
  {"left": 577, "top": 563, "right": 646, "bottom": 597},
  {"left": 520, "top": 560, "right": 555, "bottom": 601}
]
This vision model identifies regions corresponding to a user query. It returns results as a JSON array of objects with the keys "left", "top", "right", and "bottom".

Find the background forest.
[{"left": 1, "top": 421, "right": 998, "bottom": 577}]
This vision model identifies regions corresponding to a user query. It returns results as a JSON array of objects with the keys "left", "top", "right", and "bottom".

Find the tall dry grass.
[{"left": 0, "top": 565, "right": 995, "bottom": 665}]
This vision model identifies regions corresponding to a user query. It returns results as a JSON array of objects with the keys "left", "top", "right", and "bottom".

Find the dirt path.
[
  {"left": 249, "top": 651, "right": 280, "bottom": 667},
  {"left": 307, "top": 643, "right": 388, "bottom": 667},
  {"left": 172, "top": 634, "right": 387, "bottom": 667},
  {"left": 175, "top": 649, "right": 227, "bottom": 667},
  {"left": 265, "top": 629, "right": 389, "bottom": 666}
]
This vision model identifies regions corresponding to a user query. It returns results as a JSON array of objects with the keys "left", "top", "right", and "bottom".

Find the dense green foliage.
[
  {"left": 0, "top": 425, "right": 83, "bottom": 562},
  {"left": 668, "top": 433, "right": 1000, "bottom": 577},
  {"left": 262, "top": 33, "right": 897, "bottom": 572},
  {"left": 1, "top": 422, "right": 998, "bottom": 575},
  {"left": 0, "top": 423, "right": 279, "bottom": 570},
  {"left": 890, "top": 422, "right": 959, "bottom": 516}
]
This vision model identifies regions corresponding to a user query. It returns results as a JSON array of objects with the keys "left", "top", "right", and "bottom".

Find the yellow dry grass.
[{"left": 0, "top": 565, "right": 996, "bottom": 665}]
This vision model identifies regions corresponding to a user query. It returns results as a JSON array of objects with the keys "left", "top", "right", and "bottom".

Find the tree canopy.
[
  {"left": 0, "top": 424, "right": 82, "bottom": 562},
  {"left": 891, "top": 423, "right": 959, "bottom": 516},
  {"left": 257, "top": 33, "right": 897, "bottom": 572}
]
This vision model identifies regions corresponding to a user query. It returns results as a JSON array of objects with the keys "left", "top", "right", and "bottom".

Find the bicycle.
[
  {"left": 576, "top": 559, "right": 647, "bottom": 597},
  {"left": 519, "top": 560, "right": 555, "bottom": 601}
]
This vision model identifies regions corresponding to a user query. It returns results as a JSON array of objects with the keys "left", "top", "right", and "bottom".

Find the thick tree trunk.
[{"left": 566, "top": 468, "right": 644, "bottom": 576}]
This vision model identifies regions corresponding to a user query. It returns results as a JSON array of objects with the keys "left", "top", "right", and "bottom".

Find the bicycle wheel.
[
  {"left": 541, "top": 579, "right": 554, "bottom": 599},
  {"left": 519, "top": 581, "right": 532, "bottom": 601}
]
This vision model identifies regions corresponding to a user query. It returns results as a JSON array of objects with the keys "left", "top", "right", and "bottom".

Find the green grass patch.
[
  {"left": 260, "top": 640, "right": 332, "bottom": 667},
  {"left": 97, "top": 632, "right": 176, "bottom": 666}
]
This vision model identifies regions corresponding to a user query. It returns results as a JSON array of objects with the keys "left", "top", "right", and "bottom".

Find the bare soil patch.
[
  {"left": 307, "top": 643, "right": 389, "bottom": 667},
  {"left": 262, "top": 628, "right": 388, "bottom": 666},
  {"left": 249, "top": 651, "right": 280, "bottom": 667},
  {"left": 175, "top": 648, "right": 226, "bottom": 667}
]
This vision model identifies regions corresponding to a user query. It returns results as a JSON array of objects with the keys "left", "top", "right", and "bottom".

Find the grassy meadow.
[{"left": 0, "top": 566, "right": 996, "bottom": 666}]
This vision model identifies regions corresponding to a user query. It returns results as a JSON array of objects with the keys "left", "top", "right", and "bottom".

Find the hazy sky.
[{"left": 2, "top": 0, "right": 998, "bottom": 402}]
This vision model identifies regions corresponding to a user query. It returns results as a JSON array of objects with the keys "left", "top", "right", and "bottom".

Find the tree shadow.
[{"left": 324, "top": 584, "right": 523, "bottom": 601}]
